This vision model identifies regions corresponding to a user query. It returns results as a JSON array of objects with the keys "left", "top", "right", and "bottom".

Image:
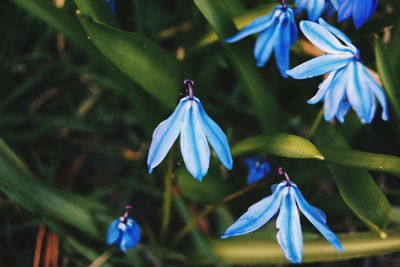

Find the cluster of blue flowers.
[{"left": 106, "top": 0, "right": 387, "bottom": 263}]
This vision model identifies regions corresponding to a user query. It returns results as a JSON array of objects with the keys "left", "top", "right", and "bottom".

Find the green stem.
[
  {"left": 307, "top": 107, "right": 324, "bottom": 139},
  {"left": 172, "top": 176, "right": 270, "bottom": 246},
  {"left": 160, "top": 154, "right": 174, "bottom": 242}
]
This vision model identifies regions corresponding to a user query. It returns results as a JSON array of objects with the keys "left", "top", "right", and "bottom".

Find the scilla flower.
[
  {"left": 245, "top": 156, "right": 271, "bottom": 184},
  {"left": 331, "top": 0, "right": 378, "bottom": 28},
  {"left": 286, "top": 19, "right": 388, "bottom": 124},
  {"left": 222, "top": 168, "right": 344, "bottom": 263},
  {"left": 225, "top": 1, "right": 298, "bottom": 77},
  {"left": 295, "top": 0, "right": 336, "bottom": 21},
  {"left": 107, "top": 205, "right": 141, "bottom": 252},
  {"left": 147, "top": 79, "right": 233, "bottom": 181}
]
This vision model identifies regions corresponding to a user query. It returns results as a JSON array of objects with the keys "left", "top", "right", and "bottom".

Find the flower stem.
[
  {"left": 307, "top": 106, "right": 324, "bottom": 139},
  {"left": 172, "top": 176, "right": 270, "bottom": 246},
  {"left": 160, "top": 153, "right": 174, "bottom": 242}
]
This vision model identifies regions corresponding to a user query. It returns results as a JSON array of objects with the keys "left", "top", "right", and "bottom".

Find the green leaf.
[
  {"left": 77, "top": 13, "right": 182, "bottom": 109},
  {"left": 374, "top": 36, "right": 400, "bottom": 120},
  {"left": 231, "top": 133, "right": 324, "bottom": 160},
  {"left": 388, "top": 18, "right": 400, "bottom": 73},
  {"left": 74, "top": 0, "right": 119, "bottom": 27},
  {"left": 232, "top": 134, "right": 400, "bottom": 176},
  {"left": 0, "top": 138, "right": 108, "bottom": 239},
  {"left": 204, "top": 227, "right": 400, "bottom": 264},
  {"left": 316, "top": 126, "right": 391, "bottom": 236},
  {"left": 320, "top": 147, "right": 400, "bottom": 177},
  {"left": 193, "top": 0, "right": 279, "bottom": 133},
  {"left": 177, "top": 167, "right": 234, "bottom": 204},
  {"left": 328, "top": 165, "right": 390, "bottom": 237}
]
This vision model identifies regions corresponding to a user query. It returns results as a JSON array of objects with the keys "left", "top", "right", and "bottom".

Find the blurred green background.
[{"left": 1, "top": 0, "right": 400, "bottom": 266}]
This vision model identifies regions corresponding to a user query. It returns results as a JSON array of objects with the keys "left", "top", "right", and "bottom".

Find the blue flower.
[
  {"left": 225, "top": 4, "right": 298, "bottom": 77},
  {"left": 147, "top": 80, "right": 233, "bottom": 181},
  {"left": 295, "top": 0, "right": 336, "bottom": 21},
  {"left": 286, "top": 19, "right": 388, "bottom": 124},
  {"left": 222, "top": 169, "right": 344, "bottom": 263},
  {"left": 107, "top": 206, "right": 141, "bottom": 252},
  {"left": 245, "top": 157, "right": 271, "bottom": 184},
  {"left": 106, "top": 0, "right": 117, "bottom": 14},
  {"left": 331, "top": 0, "right": 378, "bottom": 28}
]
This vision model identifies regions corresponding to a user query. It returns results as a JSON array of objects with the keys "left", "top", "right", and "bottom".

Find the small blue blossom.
[
  {"left": 286, "top": 19, "right": 388, "bottom": 124},
  {"left": 295, "top": 0, "right": 336, "bottom": 21},
  {"left": 107, "top": 206, "right": 141, "bottom": 252},
  {"left": 222, "top": 168, "right": 344, "bottom": 263},
  {"left": 331, "top": 0, "right": 378, "bottom": 28},
  {"left": 147, "top": 80, "right": 233, "bottom": 181},
  {"left": 106, "top": 0, "right": 117, "bottom": 14},
  {"left": 245, "top": 157, "right": 271, "bottom": 184},
  {"left": 225, "top": 3, "right": 298, "bottom": 77}
]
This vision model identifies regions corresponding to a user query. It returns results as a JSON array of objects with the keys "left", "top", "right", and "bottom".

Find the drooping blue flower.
[
  {"left": 294, "top": 0, "right": 336, "bottom": 21},
  {"left": 107, "top": 206, "right": 141, "bottom": 252},
  {"left": 225, "top": 3, "right": 298, "bottom": 77},
  {"left": 147, "top": 80, "right": 233, "bottom": 181},
  {"left": 245, "top": 157, "right": 271, "bottom": 184},
  {"left": 222, "top": 169, "right": 344, "bottom": 263},
  {"left": 330, "top": 0, "right": 378, "bottom": 28},
  {"left": 286, "top": 19, "right": 388, "bottom": 124},
  {"left": 106, "top": 0, "right": 117, "bottom": 14}
]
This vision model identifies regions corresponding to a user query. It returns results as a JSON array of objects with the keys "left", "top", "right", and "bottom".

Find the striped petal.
[
  {"left": 195, "top": 99, "right": 233, "bottom": 170},
  {"left": 254, "top": 23, "right": 277, "bottom": 67},
  {"left": 147, "top": 98, "right": 188, "bottom": 173},
  {"left": 307, "top": 70, "right": 337, "bottom": 104},
  {"left": 225, "top": 13, "right": 274, "bottom": 43},
  {"left": 346, "top": 62, "right": 374, "bottom": 123},
  {"left": 286, "top": 54, "right": 352, "bottom": 79},
  {"left": 221, "top": 182, "right": 286, "bottom": 238},
  {"left": 360, "top": 64, "right": 389, "bottom": 121},
  {"left": 353, "top": 0, "right": 378, "bottom": 28},
  {"left": 318, "top": 18, "right": 357, "bottom": 53},
  {"left": 180, "top": 100, "right": 210, "bottom": 181},
  {"left": 275, "top": 15, "right": 292, "bottom": 77},
  {"left": 293, "top": 186, "right": 344, "bottom": 252},
  {"left": 308, "top": 0, "right": 326, "bottom": 21},
  {"left": 300, "top": 20, "right": 354, "bottom": 54},
  {"left": 276, "top": 186, "right": 303, "bottom": 263}
]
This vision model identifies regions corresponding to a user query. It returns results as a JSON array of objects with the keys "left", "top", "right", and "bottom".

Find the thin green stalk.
[
  {"left": 307, "top": 107, "right": 324, "bottom": 140},
  {"left": 160, "top": 154, "right": 174, "bottom": 242},
  {"left": 172, "top": 176, "right": 270, "bottom": 246}
]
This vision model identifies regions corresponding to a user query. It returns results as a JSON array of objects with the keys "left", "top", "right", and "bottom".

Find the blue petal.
[
  {"left": 119, "top": 219, "right": 141, "bottom": 252},
  {"left": 286, "top": 8, "right": 298, "bottom": 45},
  {"left": 254, "top": 24, "right": 276, "bottom": 67},
  {"left": 180, "top": 99, "right": 210, "bottom": 181},
  {"left": 221, "top": 182, "right": 286, "bottom": 238},
  {"left": 293, "top": 186, "right": 344, "bottom": 252},
  {"left": 335, "top": 98, "right": 351, "bottom": 123},
  {"left": 307, "top": 70, "right": 336, "bottom": 104},
  {"left": 329, "top": 0, "right": 341, "bottom": 10},
  {"left": 323, "top": 67, "right": 349, "bottom": 121},
  {"left": 360, "top": 65, "right": 389, "bottom": 121},
  {"left": 307, "top": 0, "right": 325, "bottom": 21},
  {"left": 286, "top": 54, "right": 352, "bottom": 79},
  {"left": 276, "top": 187, "right": 303, "bottom": 263},
  {"left": 147, "top": 98, "right": 188, "bottom": 173},
  {"left": 225, "top": 13, "right": 274, "bottom": 43},
  {"left": 195, "top": 99, "right": 233, "bottom": 170},
  {"left": 299, "top": 20, "right": 354, "bottom": 54},
  {"left": 106, "top": 219, "right": 121, "bottom": 245},
  {"left": 337, "top": 0, "right": 353, "bottom": 23},
  {"left": 346, "top": 61, "right": 374, "bottom": 123},
  {"left": 275, "top": 15, "right": 292, "bottom": 77},
  {"left": 318, "top": 18, "right": 357, "bottom": 54},
  {"left": 353, "top": 0, "right": 377, "bottom": 28}
]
